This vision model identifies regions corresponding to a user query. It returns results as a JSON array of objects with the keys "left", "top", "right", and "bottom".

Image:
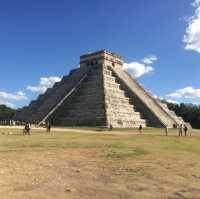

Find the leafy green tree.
[
  {"left": 162, "top": 100, "right": 200, "bottom": 129},
  {"left": 0, "top": 105, "right": 16, "bottom": 121}
]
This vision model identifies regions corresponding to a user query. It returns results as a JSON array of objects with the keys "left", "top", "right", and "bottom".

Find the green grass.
[{"left": 0, "top": 127, "right": 199, "bottom": 159}]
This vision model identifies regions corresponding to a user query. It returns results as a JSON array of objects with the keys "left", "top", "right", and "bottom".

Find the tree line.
[
  {"left": 0, "top": 105, "right": 16, "bottom": 121},
  {"left": 163, "top": 100, "right": 200, "bottom": 129}
]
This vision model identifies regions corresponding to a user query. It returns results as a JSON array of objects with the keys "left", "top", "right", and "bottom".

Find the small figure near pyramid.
[{"left": 16, "top": 50, "right": 186, "bottom": 128}]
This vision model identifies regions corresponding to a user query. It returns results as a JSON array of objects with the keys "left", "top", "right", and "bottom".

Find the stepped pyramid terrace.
[{"left": 16, "top": 50, "right": 186, "bottom": 128}]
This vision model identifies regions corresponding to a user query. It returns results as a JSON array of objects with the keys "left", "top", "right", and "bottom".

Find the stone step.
[
  {"left": 60, "top": 115, "right": 106, "bottom": 121},
  {"left": 107, "top": 109, "right": 141, "bottom": 116},
  {"left": 78, "top": 89, "right": 103, "bottom": 96},
  {"left": 108, "top": 118, "right": 146, "bottom": 123},
  {"left": 88, "top": 74, "right": 116, "bottom": 83},
  {"left": 64, "top": 103, "right": 104, "bottom": 111},
  {"left": 103, "top": 74, "right": 116, "bottom": 82},
  {"left": 106, "top": 103, "right": 134, "bottom": 109},
  {"left": 72, "top": 98, "right": 104, "bottom": 105},
  {"left": 105, "top": 89, "right": 125, "bottom": 96},
  {"left": 81, "top": 81, "right": 103, "bottom": 88},
  {"left": 104, "top": 82, "right": 120, "bottom": 89},
  {"left": 73, "top": 93, "right": 103, "bottom": 100},
  {"left": 107, "top": 115, "right": 143, "bottom": 121},
  {"left": 63, "top": 112, "right": 105, "bottom": 118},
  {"left": 103, "top": 69, "right": 112, "bottom": 76},
  {"left": 105, "top": 95, "right": 130, "bottom": 101},
  {"left": 105, "top": 93, "right": 127, "bottom": 99},
  {"left": 105, "top": 98, "right": 130, "bottom": 104}
]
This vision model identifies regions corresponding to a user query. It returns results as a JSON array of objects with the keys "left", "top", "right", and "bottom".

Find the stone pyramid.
[{"left": 16, "top": 50, "right": 185, "bottom": 128}]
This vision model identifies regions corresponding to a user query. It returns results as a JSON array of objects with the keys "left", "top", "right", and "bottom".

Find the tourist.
[
  {"left": 178, "top": 124, "right": 183, "bottom": 136},
  {"left": 139, "top": 125, "right": 143, "bottom": 134},
  {"left": 184, "top": 125, "right": 188, "bottom": 136},
  {"left": 165, "top": 126, "right": 168, "bottom": 136},
  {"left": 24, "top": 122, "right": 31, "bottom": 135},
  {"left": 109, "top": 124, "right": 113, "bottom": 131},
  {"left": 46, "top": 122, "right": 51, "bottom": 133}
]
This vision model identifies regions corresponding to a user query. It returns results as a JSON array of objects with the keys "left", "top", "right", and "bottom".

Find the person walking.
[
  {"left": 184, "top": 125, "right": 188, "bottom": 136},
  {"left": 179, "top": 124, "right": 183, "bottom": 136},
  {"left": 109, "top": 124, "right": 113, "bottom": 131},
  {"left": 24, "top": 122, "right": 31, "bottom": 135},
  {"left": 46, "top": 122, "right": 51, "bottom": 133},
  {"left": 139, "top": 125, "right": 143, "bottom": 134},
  {"left": 165, "top": 126, "right": 168, "bottom": 136}
]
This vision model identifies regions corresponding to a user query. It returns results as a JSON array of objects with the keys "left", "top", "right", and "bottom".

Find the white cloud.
[
  {"left": 123, "top": 55, "right": 157, "bottom": 78},
  {"left": 167, "top": 86, "right": 200, "bottom": 99},
  {"left": 0, "top": 91, "right": 27, "bottom": 108},
  {"left": 142, "top": 56, "right": 158, "bottom": 64},
  {"left": 184, "top": 0, "right": 200, "bottom": 53},
  {"left": 27, "top": 76, "right": 61, "bottom": 94},
  {"left": 123, "top": 62, "right": 154, "bottom": 78},
  {"left": 165, "top": 99, "right": 180, "bottom": 104},
  {"left": 157, "top": 96, "right": 180, "bottom": 104},
  {"left": 192, "top": 0, "right": 200, "bottom": 7}
]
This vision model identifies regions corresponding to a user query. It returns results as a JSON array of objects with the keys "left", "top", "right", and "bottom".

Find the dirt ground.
[{"left": 0, "top": 127, "right": 200, "bottom": 199}]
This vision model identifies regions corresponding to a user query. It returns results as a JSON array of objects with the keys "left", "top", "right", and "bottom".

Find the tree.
[
  {"left": 0, "top": 105, "right": 16, "bottom": 121},
  {"left": 162, "top": 100, "right": 200, "bottom": 129}
]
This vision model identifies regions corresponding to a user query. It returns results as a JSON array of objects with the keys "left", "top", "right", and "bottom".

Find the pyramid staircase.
[
  {"left": 108, "top": 66, "right": 183, "bottom": 127},
  {"left": 51, "top": 65, "right": 146, "bottom": 127}
]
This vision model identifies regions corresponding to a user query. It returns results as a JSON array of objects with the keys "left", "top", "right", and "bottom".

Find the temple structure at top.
[{"left": 80, "top": 50, "right": 123, "bottom": 69}]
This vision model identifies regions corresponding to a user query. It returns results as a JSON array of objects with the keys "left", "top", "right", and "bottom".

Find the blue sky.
[{"left": 0, "top": 0, "right": 200, "bottom": 108}]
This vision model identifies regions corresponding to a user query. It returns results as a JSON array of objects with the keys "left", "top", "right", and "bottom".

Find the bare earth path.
[{"left": 0, "top": 127, "right": 200, "bottom": 199}]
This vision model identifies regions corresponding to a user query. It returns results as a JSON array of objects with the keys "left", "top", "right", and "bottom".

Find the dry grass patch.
[{"left": 0, "top": 127, "right": 200, "bottom": 199}]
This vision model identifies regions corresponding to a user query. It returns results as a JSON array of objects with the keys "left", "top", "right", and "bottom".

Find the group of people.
[
  {"left": 139, "top": 123, "right": 190, "bottom": 136},
  {"left": 23, "top": 121, "right": 52, "bottom": 135},
  {"left": 22, "top": 121, "right": 190, "bottom": 136},
  {"left": 165, "top": 123, "right": 189, "bottom": 136},
  {"left": 178, "top": 124, "right": 189, "bottom": 136}
]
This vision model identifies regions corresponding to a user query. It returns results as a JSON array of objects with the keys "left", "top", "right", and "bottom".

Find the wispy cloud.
[
  {"left": 167, "top": 86, "right": 200, "bottom": 99},
  {"left": 27, "top": 76, "right": 61, "bottom": 94},
  {"left": 164, "top": 99, "right": 180, "bottom": 104},
  {"left": 155, "top": 96, "right": 180, "bottom": 105},
  {"left": 184, "top": 0, "right": 200, "bottom": 53},
  {"left": 0, "top": 91, "right": 27, "bottom": 108},
  {"left": 142, "top": 55, "right": 158, "bottom": 64},
  {"left": 123, "top": 55, "right": 157, "bottom": 78}
]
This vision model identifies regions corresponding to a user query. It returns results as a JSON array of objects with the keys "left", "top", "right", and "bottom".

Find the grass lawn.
[{"left": 0, "top": 127, "right": 200, "bottom": 199}]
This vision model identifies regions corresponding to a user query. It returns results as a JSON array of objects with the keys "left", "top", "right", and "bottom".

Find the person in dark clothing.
[
  {"left": 139, "top": 125, "right": 143, "bottom": 134},
  {"left": 165, "top": 126, "right": 168, "bottom": 136},
  {"left": 173, "top": 123, "right": 177, "bottom": 129},
  {"left": 184, "top": 125, "right": 188, "bottom": 136},
  {"left": 109, "top": 124, "right": 113, "bottom": 131},
  {"left": 46, "top": 122, "right": 51, "bottom": 133},
  {"left": 24, "top": 122, "right": 31, "bottom": 135}
]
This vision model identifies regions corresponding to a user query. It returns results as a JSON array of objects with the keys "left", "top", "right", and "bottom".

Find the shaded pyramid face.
[{"left": 16, "top": 50, "right": 185, "bottom": 128}]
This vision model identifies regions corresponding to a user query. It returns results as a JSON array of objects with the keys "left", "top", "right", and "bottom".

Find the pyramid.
[{"left": 16, "top": 50, "right": 185, "bottom": 128}]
